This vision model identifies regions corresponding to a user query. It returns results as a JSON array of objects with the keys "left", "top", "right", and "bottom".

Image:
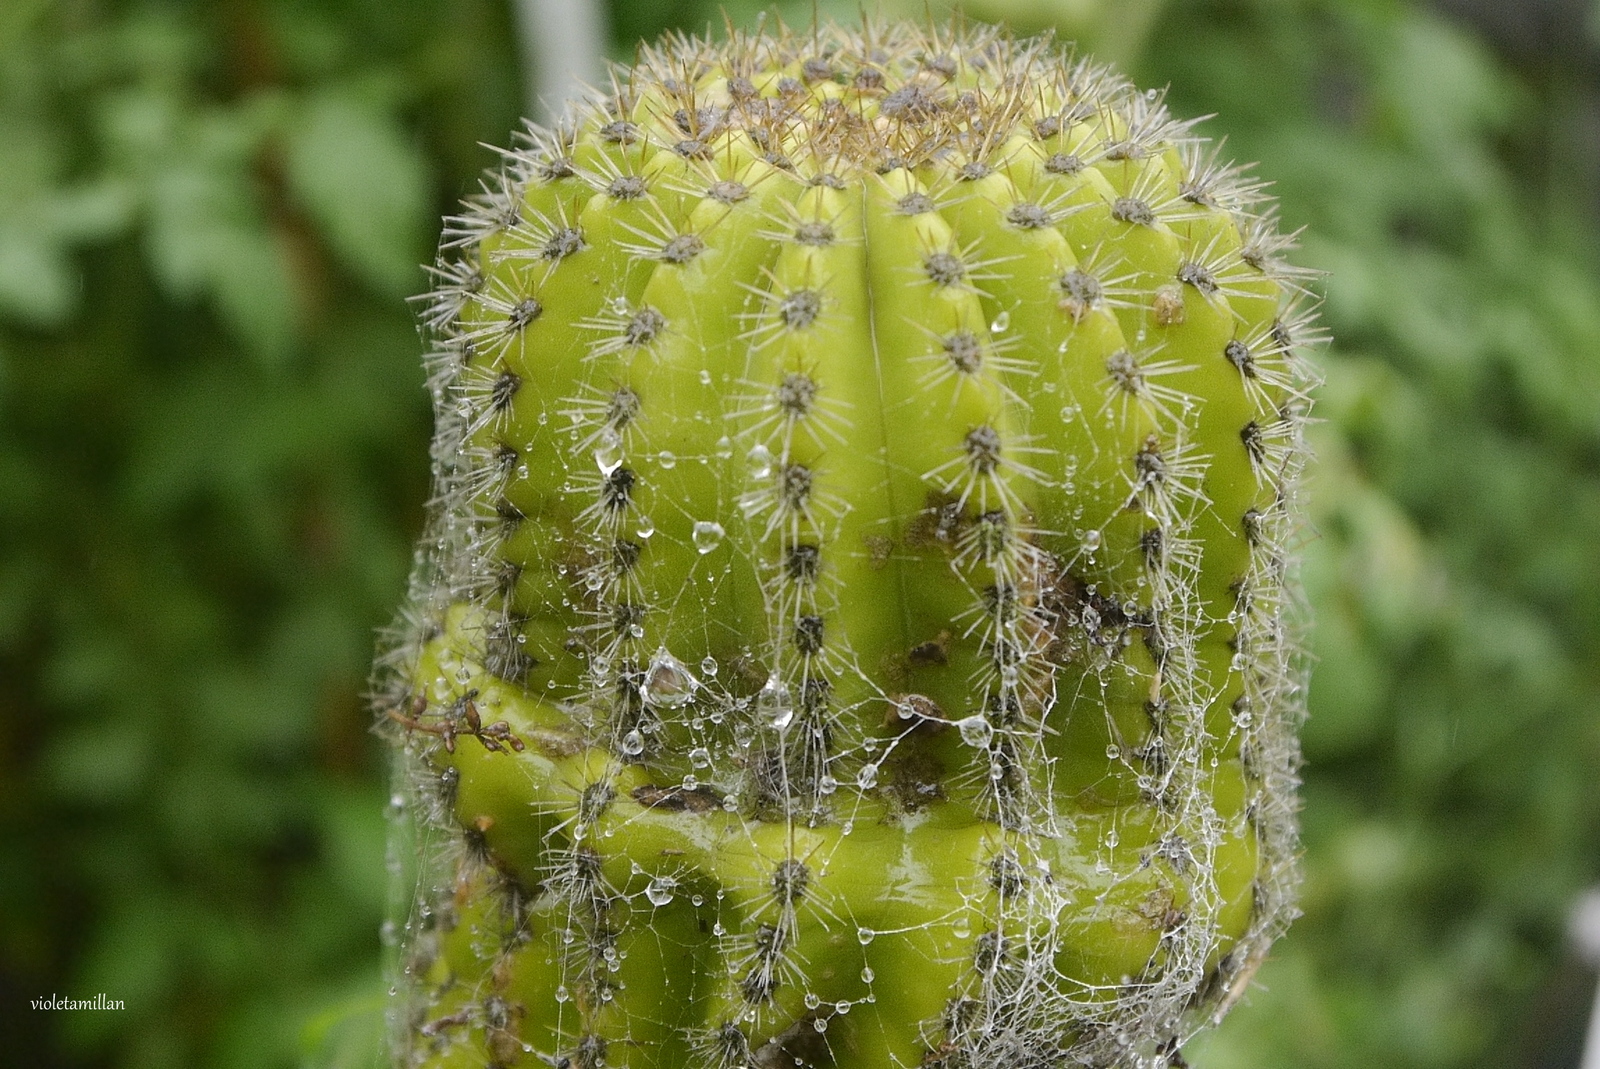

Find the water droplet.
[
  {"left": 804, "top": 992, "right": 821, "bottom": 1010},
  {"left": 682, "top": 774, "right": 698, "bottom": 790},
  {"left": 645, "top": 876, "right": 677, "bottom": 907},
  {"left": 555, "top": 985, "right": 570, "bottom": 1003},
  {"left": 756, "top": 672, "right": 793, "bottom": 730},
  {"left": 857, "top": 927, "right": 876, "bottom": 945},
  {"left": 1059, "top": 404, "right": 1078, "bottom": 422},
  {"left": 715, "top": 435, "right": 734, "bottom": 459},
  {"left": 835, "top": 1001, "right": 851, "bottom": 1015},
  {"left": 1105, "top": 828, "right": 1120, "bottom": 848},
  {"left": 1105, "top": 744, "right": 1121, "bottom": 760},
  {"left": 699, "top": 368, "right": 712, "bottom": 385},
  {"left": 951, "top": 915, "right": 971, "bottom": 938},
  {"left": 692, "top": 520, "right": 726, "bottom": 554},
  {"left": 860, "top": 966, "right": 874, "bottom": 983},
  {"left": 700, "top": 656, "right": 718, "bottom": 676},
  {"left": 635, "top": 519, "right": 655, "bottom": 539},
  {"left": 989, "top": 310, "right": 1011, "bottom": 333},
  {"left": 1083, "top": 529, "right": 1101, "bottom": 551},
  {"left": 644, "top": 648, "right": 699, "bottom": 707},
  {"left": 388, "top": 793, "right": 406, "bottom": 815},
  {"left": 620, "top": 730, "right": 645, "bottom": 755},
  {"left": 689, "top": 746, "right": 712, "bottom": 769},
  {"left": 594, "top": 430, "right": 623, "bottom": 474},
  {"left": 957, "top": 715, "right": 992, "bottom": 748},
  {"left": 746, "top": 443, "right": 774, "bottom": 479},
  {"left": 516, "top": 464, "right": 530, "bottom": 479},
  {"left": 657, "top": 450, "right": 677, "bottom": 469},
  {"left": 813, "top": 1018, "right": 828, "bottom": 1033},
  {"left": 857, "top": 763, "right": 879, "bottom": 789}
]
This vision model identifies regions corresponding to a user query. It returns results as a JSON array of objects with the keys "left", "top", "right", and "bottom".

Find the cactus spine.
[{"left": 378, "top": 19, "right": 1318, "bottom": 1069}]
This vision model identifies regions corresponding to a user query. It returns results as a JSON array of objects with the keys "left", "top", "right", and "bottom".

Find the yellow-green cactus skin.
[{"left": 377, "top": 20, "right": 1318, "bottom": 1069}]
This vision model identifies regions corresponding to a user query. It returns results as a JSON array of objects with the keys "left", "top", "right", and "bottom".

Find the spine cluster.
[{"left": 376, "top": 19, "right": 1319, "bottom": 1069}]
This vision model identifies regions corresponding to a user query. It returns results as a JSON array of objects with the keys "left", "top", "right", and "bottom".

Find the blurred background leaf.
[{"left": 0, "top": 1, "right": 1595, "bottom": 1068}]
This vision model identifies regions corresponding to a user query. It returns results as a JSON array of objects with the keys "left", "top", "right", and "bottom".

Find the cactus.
[{"left": 376, "top": 19, "right": 1318, "bottom": 1069}]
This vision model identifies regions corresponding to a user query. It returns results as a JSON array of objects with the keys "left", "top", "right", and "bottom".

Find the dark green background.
[{"left": 2, "top": 0, "right": 1597, "bottom": 1066}]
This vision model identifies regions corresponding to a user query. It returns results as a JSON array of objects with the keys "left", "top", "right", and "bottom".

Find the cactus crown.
[{"left": 378, "top": 18, "right": 1319, "bottom": 1069}]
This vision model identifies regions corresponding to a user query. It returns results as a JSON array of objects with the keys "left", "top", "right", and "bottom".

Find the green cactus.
[{"left": 377, "top": 19, "right": 1318, "bottom": 1069}]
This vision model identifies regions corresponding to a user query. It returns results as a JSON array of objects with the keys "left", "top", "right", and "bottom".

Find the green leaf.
[{"left": 285, "top": 89, "right": 429, "bottom": 298}]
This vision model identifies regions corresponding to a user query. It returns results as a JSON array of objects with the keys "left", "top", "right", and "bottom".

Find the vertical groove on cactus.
[{"left": 377, "top": 19, "right": 1320, "bottom": 1069}]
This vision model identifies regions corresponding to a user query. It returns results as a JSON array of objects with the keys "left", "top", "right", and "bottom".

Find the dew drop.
[
  {"left": 715, "top": 435, "right": 734, "bottom": 459},
  {"left": 594, "top": 430, "right": 623, "bottom": 474},
  {"left": 620, "top": 730, "right": 645, "bottom": 756},
  {"left": 746, "top": 443, "right": 774, "bottom": 479},
  {"left": 989, "top": 310, "right": 1011, "bottom": 333},
  {"left": 700, "top": 655, "right": 719, "bottom": 676},
  {"left": 1059, "top": 404, "right": 1078, "bottom": 423},
  {"left": 813, "top": 1018, "right": 828, "bottom": 1033},
  {"left": 636, "top": 519, "right": 655, "bottom": 539},
  {"left": 692, "top": 520, "right": 726, "bottom": 554},
  {"left": 860, "top": 966, "right": 875, "bottom": 983},
  {"left": 956, "top": 715, "right": 993, "bottom": 748},
  {"left": 699, "top": 368, "right": 712, "bottom": 385},
  {"left": 756, "top": 672, "right": 794, "bottom": 730},
  {"left": 644, "top": 648, "right": 699, "bottom": 707},
  {"left": 857, "top": 763, "right": 879, "bottom": 789},
  {"left": 835, "top": 1001, "right": 851, "bottom": 1015},
  {"left": 857, "top": 927, "right": 876, "bottom": 945},
  {"left": 657, "top": 450, "right": 677, "bottom": 469},
  {"left": 682, "top": 774, "right": 698, "bottom": 790},
  {"left": 804, "top": 992, "right": 821, "bottom": 1010},
  {"left": 1105, "top": 744, "right": 1121, "bottom": 760},
  {"left": 645, "top": 876, "right": 677, "bottom": 907},
  {"left": 689, "top": 746, "right": 712, "bottom": 769},
  {"left": 1083, "top": 529, "right": 1102, "bottom": 551}
]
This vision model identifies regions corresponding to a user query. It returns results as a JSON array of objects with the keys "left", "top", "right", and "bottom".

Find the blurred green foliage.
[{"left": 0, "top": 1, "right": 1596, "bottom": 1068}]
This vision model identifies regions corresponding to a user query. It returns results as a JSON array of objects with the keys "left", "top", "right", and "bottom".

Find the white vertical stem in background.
[
  {"left": 1585, "top": 980, "right": 1600, "bottom": 1069},
  {"left": 512, "top": 0, "right": 609, "bottom": 123},
  {"left": 1575, "top": 889, "right": 1600, "bottom": 1069}
]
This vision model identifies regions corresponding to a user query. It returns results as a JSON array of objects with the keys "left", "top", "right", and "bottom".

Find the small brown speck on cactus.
[{"left": 375, "top": 18, "right": 1320, "bottom": 1069}]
